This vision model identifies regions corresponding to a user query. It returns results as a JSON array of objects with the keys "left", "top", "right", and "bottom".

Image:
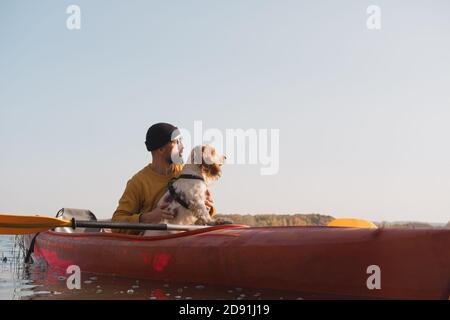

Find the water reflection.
[{"left": 16, "top": 269, "right": 310, "bottom": 300}]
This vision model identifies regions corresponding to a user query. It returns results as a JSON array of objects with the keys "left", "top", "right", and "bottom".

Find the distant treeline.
[
  {"left": 215, "top": 214, "right": 334, "bottom": 227},
  {"left": 375, "top": 221, "right": 435, "bottom": 229},
  {"left": 377, "top": 221, "right": 450, "bottom": 228},
  {"left": 215, "top": 214, "right": 450, "bottom": 229}
]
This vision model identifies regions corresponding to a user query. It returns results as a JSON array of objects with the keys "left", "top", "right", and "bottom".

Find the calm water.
[{"left": 0, "top": 235, "right": 336, "bottom": 300}]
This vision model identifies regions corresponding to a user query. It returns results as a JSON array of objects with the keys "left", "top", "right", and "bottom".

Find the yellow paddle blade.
[
  {"left": 0, "top": 214, "right": 72, "bottom": 235},
  {"left": 327, "top": 218, "right": 378, "bottom": 229}
]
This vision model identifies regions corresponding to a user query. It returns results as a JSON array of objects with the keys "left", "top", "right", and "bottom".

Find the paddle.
[
  {"left": 0, "top": 214, "right": 209, "bottom": 235},
  {"left": 0, "top": 214, "right": 377, "bottom": 235}
]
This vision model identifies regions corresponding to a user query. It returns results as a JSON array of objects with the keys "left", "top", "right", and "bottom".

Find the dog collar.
[{"left": 177, "top": 174, "right": 204, "bottom": 181}]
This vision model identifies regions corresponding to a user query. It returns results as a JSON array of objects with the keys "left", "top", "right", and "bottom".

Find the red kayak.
[{"left": 27, "top": 225, "right": 450, "bottom": 299}]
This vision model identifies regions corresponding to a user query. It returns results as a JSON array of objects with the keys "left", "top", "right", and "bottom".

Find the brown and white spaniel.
[{"left": 143, "top": 144, "right": 226, "bottom": 235}]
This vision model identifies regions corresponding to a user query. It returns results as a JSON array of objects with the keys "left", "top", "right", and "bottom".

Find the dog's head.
[{"left": 189, "top": 145, "right": 226, "bottom": 181}]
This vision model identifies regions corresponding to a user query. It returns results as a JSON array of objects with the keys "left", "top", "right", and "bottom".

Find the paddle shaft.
[{"left": 72, "top": 219, "right": 207, "bottom": 231}]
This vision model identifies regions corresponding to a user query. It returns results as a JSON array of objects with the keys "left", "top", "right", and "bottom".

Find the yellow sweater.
[{"left": 112, "top": 164, "right": 215, "bottom": 234}]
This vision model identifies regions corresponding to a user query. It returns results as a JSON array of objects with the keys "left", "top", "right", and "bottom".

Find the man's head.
[{"left": 145, "top": 123, "right": 184, "bottom": 164}]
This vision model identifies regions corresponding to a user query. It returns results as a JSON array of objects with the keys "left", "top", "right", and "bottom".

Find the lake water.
[{"left": 0, "top": 235, "right": 337, "bottom": 300}]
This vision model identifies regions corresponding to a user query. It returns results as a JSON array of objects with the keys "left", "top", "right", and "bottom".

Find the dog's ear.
[
  {"left": 201, "top": 162, "right": 221, "bottom": 178},
  {"left": 200, "top": 148, "right": 221, "bottom": 179}
]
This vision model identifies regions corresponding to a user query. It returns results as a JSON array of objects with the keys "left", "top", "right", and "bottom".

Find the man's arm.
[
  {"left": 113, "top": 177, "right": 175, "bottom": 230},
  {"left": 112, "top": 178, "right": 143, "bottom": 233}
]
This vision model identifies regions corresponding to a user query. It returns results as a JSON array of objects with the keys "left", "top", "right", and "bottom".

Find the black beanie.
[{"left": 145, "top": 123, "right": 179, "bottom": 151}]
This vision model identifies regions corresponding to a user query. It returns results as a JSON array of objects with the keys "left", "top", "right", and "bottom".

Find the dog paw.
[{"left": 195, "top": 218, "right": 209, "bottom": 225}]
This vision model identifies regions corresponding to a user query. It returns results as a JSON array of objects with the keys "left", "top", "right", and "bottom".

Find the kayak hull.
[{"left": 29, "top": 225, "right": 450, "bottom": 299}]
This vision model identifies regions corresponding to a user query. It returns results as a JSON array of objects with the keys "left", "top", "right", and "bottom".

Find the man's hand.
[
  {"left": 205, "top": 189, "right": 214, "bottom": 214},
  {"left": 139, "top": 206, "right": 174, "bottom": 224}
]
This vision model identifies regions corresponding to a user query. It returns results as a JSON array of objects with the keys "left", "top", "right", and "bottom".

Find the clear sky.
[{"left": 1, "top": 1, "right": 450, "bottom": 223}]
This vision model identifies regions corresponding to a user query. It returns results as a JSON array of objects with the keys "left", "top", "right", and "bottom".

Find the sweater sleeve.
[{"left": 112, "top": 177, "right": 142, "bottom": 234}]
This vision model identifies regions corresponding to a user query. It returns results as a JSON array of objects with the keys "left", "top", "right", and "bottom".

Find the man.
[{"left": 112, "top": 122, "right": 216, "bottom": 234}]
